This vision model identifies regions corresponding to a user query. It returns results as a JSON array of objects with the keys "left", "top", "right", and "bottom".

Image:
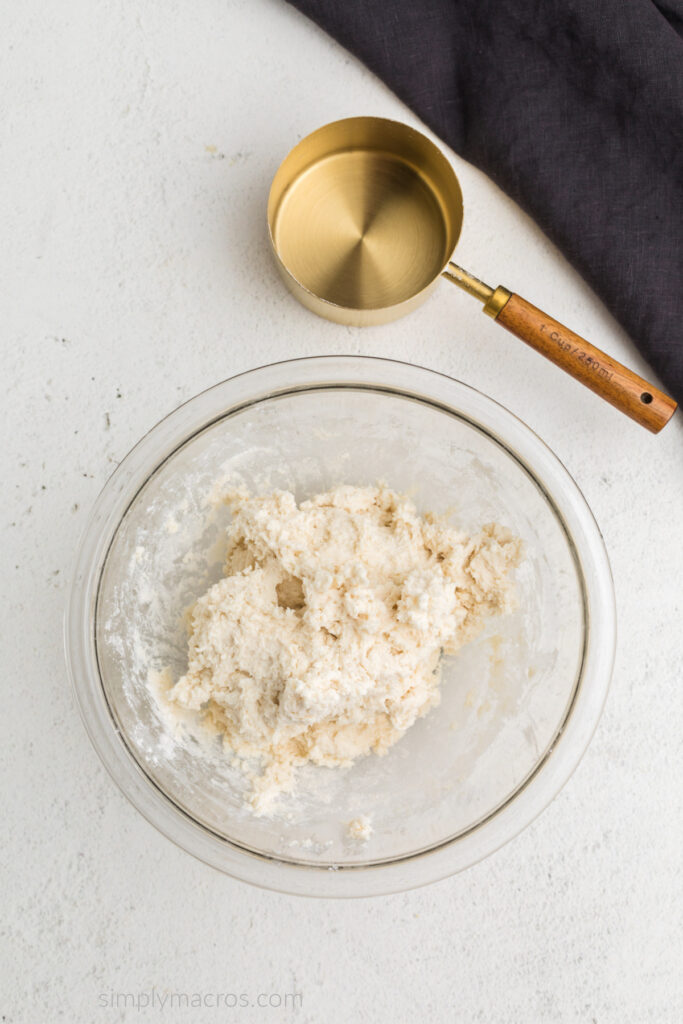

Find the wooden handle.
[{"left": 494, "top": 293, "right": 677, "bottom": 433}]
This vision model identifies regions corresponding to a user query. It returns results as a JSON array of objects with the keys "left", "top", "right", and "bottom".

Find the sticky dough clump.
[{"left": 170, "top": 485, "right": 522, "bottom": 813}]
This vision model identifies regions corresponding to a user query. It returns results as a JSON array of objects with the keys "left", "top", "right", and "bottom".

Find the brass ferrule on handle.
[{"left": 483, "top": 286, "right": 512, "bottom": 320}]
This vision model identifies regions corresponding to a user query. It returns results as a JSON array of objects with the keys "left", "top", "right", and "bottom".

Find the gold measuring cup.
[{"left": 268, "top": 117, "right": 676, "bottom": 433}]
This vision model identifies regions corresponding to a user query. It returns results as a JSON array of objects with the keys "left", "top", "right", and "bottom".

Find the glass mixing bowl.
[{"left": 66, "top": 356, "right": 615, "bottom": 896}]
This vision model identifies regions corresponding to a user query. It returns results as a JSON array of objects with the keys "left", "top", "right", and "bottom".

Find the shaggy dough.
[
  {"left": 170, "top": 485, "right": 521, "bottom": 813},
  {"left": 347, "top": 815, "right": 373, "bottom": 842}
]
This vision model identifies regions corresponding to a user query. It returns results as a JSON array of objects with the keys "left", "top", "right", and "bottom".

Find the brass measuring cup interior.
[{"left": 267, "top": 117, "right": 676, "bottom": 432}]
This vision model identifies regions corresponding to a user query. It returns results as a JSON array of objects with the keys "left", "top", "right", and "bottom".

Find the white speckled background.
[{"left": 2, "top": 1, "right": 682, "bottom": 1021}]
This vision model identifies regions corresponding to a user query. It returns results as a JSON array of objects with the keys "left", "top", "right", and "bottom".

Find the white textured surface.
[{"left": 1, "top": 1, "right": 682, "bottom": 1021}]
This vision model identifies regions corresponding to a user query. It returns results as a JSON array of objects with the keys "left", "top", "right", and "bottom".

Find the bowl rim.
[{"left": 64, "top": 355, "right": 616, "bottom": 897}]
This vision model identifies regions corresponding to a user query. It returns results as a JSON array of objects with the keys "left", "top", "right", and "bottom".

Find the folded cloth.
[{"left": 285, "top": 0, "right": 683, "bottom": 401}]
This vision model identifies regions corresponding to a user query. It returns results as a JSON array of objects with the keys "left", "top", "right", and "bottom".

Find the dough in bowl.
[{"left": 170, "top": 484, "right": 522, "bottom": 813}]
